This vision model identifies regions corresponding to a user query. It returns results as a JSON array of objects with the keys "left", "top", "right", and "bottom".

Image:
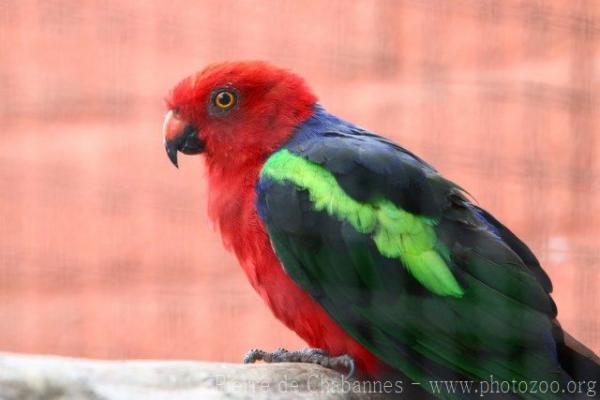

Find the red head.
[{"left": 163, "top": 61, "right": 318, "bottom": 172}]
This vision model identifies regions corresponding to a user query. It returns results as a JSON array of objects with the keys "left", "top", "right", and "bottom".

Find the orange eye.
[{"left": 214, "top": 90, "right": 236, "bottom": 110}]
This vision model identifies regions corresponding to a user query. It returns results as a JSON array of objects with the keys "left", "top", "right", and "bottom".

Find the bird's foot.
[{"left": 243, "top": 347, "right": 355, "bottom": 378}]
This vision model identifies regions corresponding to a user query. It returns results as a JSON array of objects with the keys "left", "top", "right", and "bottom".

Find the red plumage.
[{"left": 166, "top": 61, "right": 385, "bottom": 376}]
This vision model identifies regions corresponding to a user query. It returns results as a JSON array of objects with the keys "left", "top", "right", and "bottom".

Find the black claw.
[{"left": 341, "top": 355, "right": 356, "bottom": 378}]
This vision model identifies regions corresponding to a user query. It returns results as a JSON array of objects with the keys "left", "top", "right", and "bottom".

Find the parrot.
[{"left": 162, "top": 61, "right": 599, "bottom": 399}]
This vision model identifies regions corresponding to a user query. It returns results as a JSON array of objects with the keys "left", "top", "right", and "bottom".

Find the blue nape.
[
  {"left": 256, "top": 104, "right": 357, "bottom": 221},
  {"left": 281, "top": 104, "right": 360, "bottom": 148}
]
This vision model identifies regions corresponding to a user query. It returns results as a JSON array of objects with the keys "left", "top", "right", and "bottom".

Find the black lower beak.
[{"left": 164, "top": 125, "right": 204, "bottom": 168}]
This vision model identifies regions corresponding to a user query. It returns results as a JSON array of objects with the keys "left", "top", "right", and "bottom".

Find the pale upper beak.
[{"left": 162, "top": 110, "right": 204, "bottom": 168}]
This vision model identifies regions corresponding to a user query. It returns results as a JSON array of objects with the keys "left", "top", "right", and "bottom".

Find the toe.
[{"left": 242, "top": 348, "right": 263, "bottom": 364}]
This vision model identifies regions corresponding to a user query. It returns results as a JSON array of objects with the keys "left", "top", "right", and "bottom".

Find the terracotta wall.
[{"left": 0, "top": 0, "right": 598, "bottom": 362}]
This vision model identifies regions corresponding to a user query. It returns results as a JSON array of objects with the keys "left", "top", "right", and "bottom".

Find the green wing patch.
[{"left": 261, "top": 149, "right": 464, "bottom": 297}]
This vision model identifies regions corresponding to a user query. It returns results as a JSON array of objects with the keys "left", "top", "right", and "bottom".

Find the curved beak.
[{"left": 162, "top": 110, "right": 204, "bottom": 168}]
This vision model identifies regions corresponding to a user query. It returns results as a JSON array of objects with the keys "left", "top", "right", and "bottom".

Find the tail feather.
[{"left": 553, "top": 323, "right": 600, "bottom": 381}]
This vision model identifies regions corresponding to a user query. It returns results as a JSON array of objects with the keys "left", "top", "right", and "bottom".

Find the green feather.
[{"left": 261, "top": 149, "right": 464, "bottom": 297}]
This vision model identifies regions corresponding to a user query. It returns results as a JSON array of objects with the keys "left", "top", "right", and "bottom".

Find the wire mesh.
[{"left": 0, "top": 0, "right": 597, "bottom": 362}]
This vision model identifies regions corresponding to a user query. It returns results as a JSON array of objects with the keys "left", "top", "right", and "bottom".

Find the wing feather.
[{"left": 257, "top": 131, "right": 569, "bottom": 398}]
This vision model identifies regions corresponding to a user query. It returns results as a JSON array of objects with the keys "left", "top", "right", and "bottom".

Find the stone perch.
[{"left": 0, "top": 352, "right": 389, "bottom": 400}]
